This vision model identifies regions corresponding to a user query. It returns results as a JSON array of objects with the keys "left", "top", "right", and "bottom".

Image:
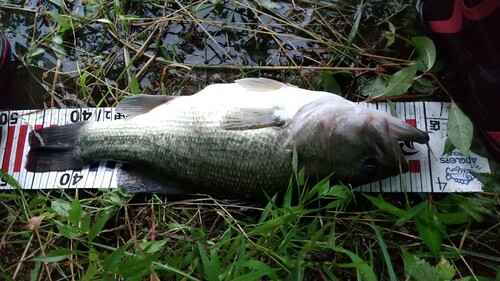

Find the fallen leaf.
[{"left": 27, "top": 215, "right": 46, "bottom": 231}]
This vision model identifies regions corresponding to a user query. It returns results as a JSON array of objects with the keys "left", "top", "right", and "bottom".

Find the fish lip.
[{"left": 369, "top": 119, "right": 414, "bottom": 178}]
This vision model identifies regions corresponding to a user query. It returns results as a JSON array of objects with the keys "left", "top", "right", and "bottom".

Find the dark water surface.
[{"left": 0, "top": 0, "right": 419, "bottom": 110}]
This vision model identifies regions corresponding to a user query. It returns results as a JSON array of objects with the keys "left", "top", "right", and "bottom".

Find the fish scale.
[{"left": 76, "top": 112, "right": 291, "bottom": 197}]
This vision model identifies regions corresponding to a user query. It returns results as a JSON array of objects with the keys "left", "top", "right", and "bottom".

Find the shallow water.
[{"left": 0, "top": 0, "right": 419, "bottom": 110}]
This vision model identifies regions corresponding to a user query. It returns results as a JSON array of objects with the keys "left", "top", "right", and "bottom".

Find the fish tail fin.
[{"left": 27, "top": 122, "right": 86, "bottom": 172}]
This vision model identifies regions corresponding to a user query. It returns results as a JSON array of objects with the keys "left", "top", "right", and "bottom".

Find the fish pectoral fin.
[
  {"left": 221, "top": 107, "right": 285, "bottom": 130},
  {"left": 234, "top": 78, "right": 290, "bottom": 91},
  {"left": 117, "top": 94, "right": 177, "bottom": 117}
]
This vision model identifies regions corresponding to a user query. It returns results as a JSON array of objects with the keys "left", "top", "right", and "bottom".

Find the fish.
[{"left": 26, "top": 78, "right": 429, "bottom": 199}]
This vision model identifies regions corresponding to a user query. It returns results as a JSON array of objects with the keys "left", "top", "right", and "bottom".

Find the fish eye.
[{"left": 362, "top": 158, "right": 379, "bottom": 178}]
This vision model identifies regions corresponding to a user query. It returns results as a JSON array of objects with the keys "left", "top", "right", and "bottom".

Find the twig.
[
  {"left": 50, "top": 59, "right": 62, "bottom": 108},
  {"left": 137, "top": 52, "right": 158, "bottom": 80},
  {"left": 12, "top": 232, "right": 35, "bottom": 279},
  {"left": 0, "top": 207, "right": 20, "bottom": 252},
  {"left": 123, "top": 47, "right": 132, "bottom": 85}
]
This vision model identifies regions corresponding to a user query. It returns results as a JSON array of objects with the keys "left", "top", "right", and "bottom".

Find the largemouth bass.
[{"left": 27, "top": 78, "right": 429, "bottom": 199}]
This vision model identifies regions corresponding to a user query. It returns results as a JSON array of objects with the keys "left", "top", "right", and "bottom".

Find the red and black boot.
[
  {"left": 420, "top": 0, "right": 500, "bottom": 160},
  {"left": 0, "top": 31, "right": 12, "bottom": 83}
]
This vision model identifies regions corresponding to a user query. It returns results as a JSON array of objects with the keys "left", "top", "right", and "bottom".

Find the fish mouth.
[
  {"left": 372, "top": 131, "right": 410, "bottom": 176},
  {"left": 369, "top": 118, "right": 429, "bottom": 177}
]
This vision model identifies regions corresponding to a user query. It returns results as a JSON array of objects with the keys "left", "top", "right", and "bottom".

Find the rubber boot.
[
  {"left": 0, "top": 31, "right": 12, "bottom": 82},
  {"left": 420, "top": 0, "right": 500, "bottom": 160}
]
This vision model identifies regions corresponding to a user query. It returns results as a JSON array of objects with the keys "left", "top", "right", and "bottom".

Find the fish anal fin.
[
  {"left": 117, "top": 165, "right": 185, "bottom": 194},
  {"left": 221, "top": 107, "right": 285, "bottom": 130},
  {"left": 117, "top": 95, "right": 177, "bottom": 117}
]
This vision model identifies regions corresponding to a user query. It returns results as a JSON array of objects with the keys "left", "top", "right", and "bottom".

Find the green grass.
[
  {"left": 1, "top": 171, "right": 499, "bottom": 280},
  {"left": 1, "top": 0, "right": 500, "bottom": 280}
]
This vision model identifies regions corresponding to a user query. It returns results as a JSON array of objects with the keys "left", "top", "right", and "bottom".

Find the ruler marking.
[
  {"left": 39, "top": 109, "right": 52, "bottom": 189},
  {"left": 47, "top": 109, "right": 62, "bottom": 189},
  {"left": 0, "top": 125, "right": 4, "bottom": 172},
  {"left": 423, "top": 102, "right": 434, "bottom": 192},
  {"left": 25, "top": 123, "right": 43, "bottom": 190},
  {"left": 18, "top": 111, "right": 33, "bottom": 189},
  {"left": 2, "top": 125, "right": 15, "bottom": 173},
  {"left": 14, "top": 124, "right": 28, "bottom": 173}
]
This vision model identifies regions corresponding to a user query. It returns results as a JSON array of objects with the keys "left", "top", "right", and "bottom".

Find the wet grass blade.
[
  {"left": 370, "top": 223, "right": 397, "bottom": 281},
  {"left": 197, "top": 241, "right": 220, "bottom": 281}
]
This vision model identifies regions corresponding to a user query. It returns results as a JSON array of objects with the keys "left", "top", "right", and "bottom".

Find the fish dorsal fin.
[
  {"left": 235, "top": 78, "right": 289, "bottom": 91},
  {"left": 117, "top": 94, "right": 176, "bottom": 117},
  {"left": 221, "top": 107, "right": 285, "bottom": 130}
]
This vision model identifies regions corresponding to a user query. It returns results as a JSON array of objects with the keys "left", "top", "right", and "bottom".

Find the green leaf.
[
  {"left": 88, "top": 208, "right": 114, "bottom": 241},
  {"left": 54, "top": 220, "right": 80, "bottom": 239},
  {"left": 31, "top": 261, "right": 41, "bottom": 281},
  {"left": 260, "top": 0, "right": 282, "bottom": 9},
  {"left": 248, "top": 213, "right": 297, "bottom": 236},
  {"left": 32, "top": 248, "right": 74, "bottom": 263},
  {"left": 26, "top": 47, "right": 45, "bottom": 64},
  {"left": 435, "top": 194, "right": 489, "bottom": 224},
  {"left": 413, "top": 76, "right": 436, "bottom": 93},
  {"left": 414, "top": 203, "right": 444, "bottom": 257},
  {"left": 403, "top": 249, "right": 456, "bottom": 281},
  {"left": 197, "top": 241, "right": 220, "bottom": 281},
  {"left": 385, "top": 22, "right": 396, "bottom": 47},
  {"left": 402, "top": 249, "right": 437, "bottom": 281},
  {"left": 0, "top": 269, "right": 15, "bottom": 281},
  {"left": 362, "top": 194, "right": 412, "bottom": 219},
  {"left": 412, "top": 36, "right": 436, "bottom": 71},
  {"left": 447, "top": 102, "right": 473, "bottom": 157},
  {"left": 82, "top": 262, "right": 98, "bottom": 281},
  {"left": 442, "top": 138, "right": 456, "bottom": 156},
  {"left": 139, "top": 240, "right": 168, "bottom": 254},
  {"left": 388, "top": 100, "right": 397, "bottom": 118},
  {"left": 435, "top": 256, "right": 456, "bottom": 280},
  {"left": 102, "top": 243, "right": 128, "bottom": 274},
  {"left": 80, "top": 71, "right": 88, "bottom": 97},
  {"left": 376, "top": 65, "right": 417, "bottom": 98},
  {"left": 474, "top": 172, "right": 500, "bottom": 192},
  {"left": 361, "top": 76, "right": 386, "bottom": 98},
  {"left": 347, "top": 1, "right": 363, "bottom": 45},
  {"left": 48, "top": 12, "right": 72, "bottom": 34},
  {"left": 0, "top": 169, "right": 23, "bottom": 189},
  {"left": 332, "top": 246, "right": 378, "bottom": 281},
  {"left": 117, "top": 253, "right": 159, "bottom": 280},
  {"left": 29, "top": 194, "right": 48, "bottom": 209},
  {"left": 51, "top": 35, "right": 66, "bottom": 59},
  {"left": 80, "top": 212, "right": 91, "bottom": 234},
  {"left": 371, "top": 224, "right": 397, "bottom": 281},
  {"left": 320, "top": 71, "right": 342, "bottom": 94},
  {"left": 89, "top": 248, "right": 99, "bottom": 262},
  {"left": 130, "top": 73, "right": 140, "bottom": 95},
  {"left": 51, "top": 199, "right": 71, "bottom": 218},
  {"left": 436, "top": 212, "right": 472, "bottom": 225},
  {"left": 68, "top": 198, "right": 82, "bottom": 228},
  {"left": 231, "top": 260, "right": 279, "bottom": 281}
]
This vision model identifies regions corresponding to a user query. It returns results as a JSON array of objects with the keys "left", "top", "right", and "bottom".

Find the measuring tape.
[{"left": 0, "top": 102, "right": 491, "bottom": 192}]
